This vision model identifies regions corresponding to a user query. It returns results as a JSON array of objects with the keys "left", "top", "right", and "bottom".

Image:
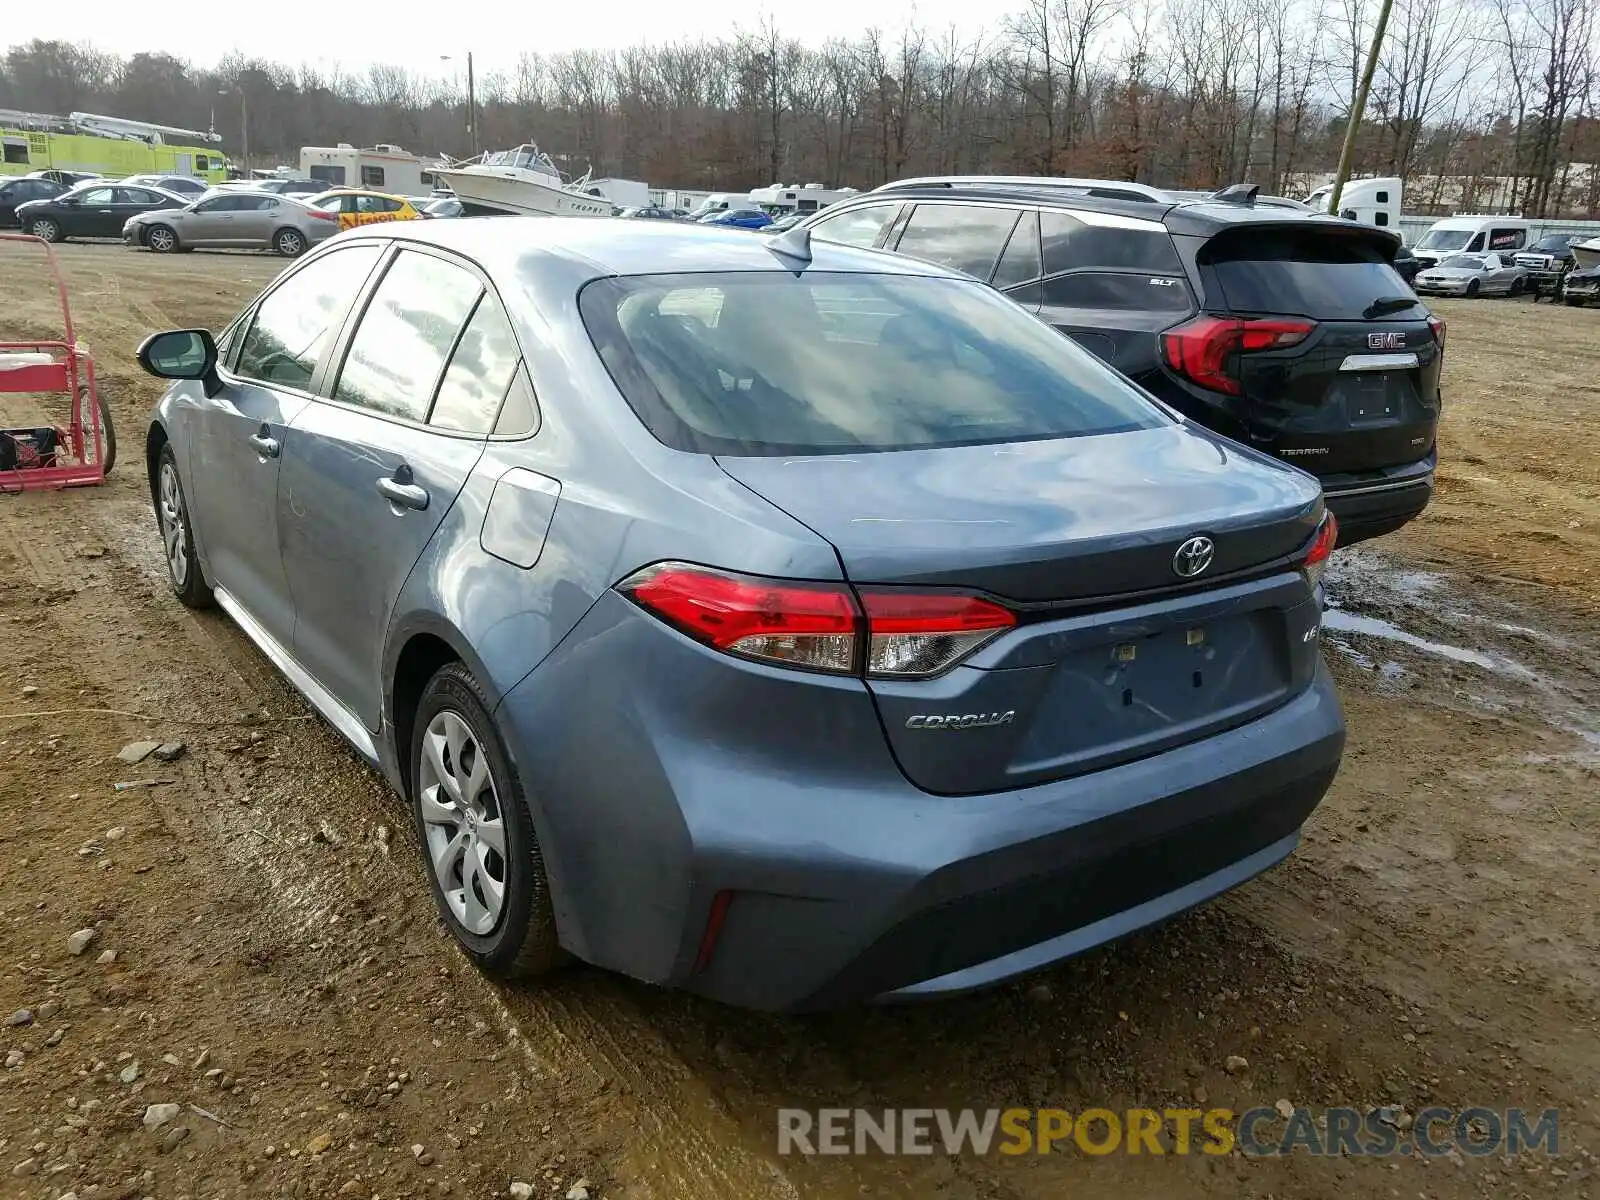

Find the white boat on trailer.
[{"left": 432, "top": 145, "right": 612, "bottom": 218}]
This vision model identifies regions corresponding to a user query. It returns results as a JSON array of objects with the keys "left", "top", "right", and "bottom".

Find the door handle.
[
  {"left": 377, "top": 466, "right": 429, "bottom": 511},
  {"left": 247, "top": 425, "right": 280, "bottom": 459}
]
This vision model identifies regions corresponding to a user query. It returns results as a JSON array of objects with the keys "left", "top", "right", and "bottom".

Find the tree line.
[{"left": 3, "top": 0, "right": 1597, "bottom": 217}]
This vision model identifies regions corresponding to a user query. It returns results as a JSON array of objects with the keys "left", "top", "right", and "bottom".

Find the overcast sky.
[{"left": 8, "top": 0, "right": 994, "bottom": 74}]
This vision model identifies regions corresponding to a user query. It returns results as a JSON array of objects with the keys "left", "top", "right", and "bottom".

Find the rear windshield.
[
  {"left": 579, "top": 272, "right": 1169, "bottom": 456},
  {"left": 1203, "top": 229, "right": 1421, "bottom": 321}
]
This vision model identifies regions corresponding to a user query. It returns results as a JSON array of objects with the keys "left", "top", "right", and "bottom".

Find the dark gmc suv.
[{"left": 798, "top": 181, "right": 1443, "bottom": 545}]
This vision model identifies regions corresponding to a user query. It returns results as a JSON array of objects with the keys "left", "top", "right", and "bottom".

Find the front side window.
[
  {"left": 334, "top": 250, "right": 483, "bottom": 422},
  {"left": 893, "top": 203, "right": 1020, "bottom": 279},
  {"left": 579, "top": 271, "right": 1169, "bottom": 457},
  {"left": 195, "top": 196, "right": 239, "bottom": 213},
  {"left": 808, "top": 203, "right": 896, "bottom": 248},
  {"left": 235, "top": 245, "right": 383, "bottom": 389},
  {"left": 78, "top": 187, "right": 116, "bottom": 205},
  {"left": 430, "top": 296, "right": 527, "bottom": 434}
]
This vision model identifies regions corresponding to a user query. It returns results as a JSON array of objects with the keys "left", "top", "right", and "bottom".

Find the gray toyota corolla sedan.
[{"left": 136, "top": 218, "right": 1344, "bottom": 1011}]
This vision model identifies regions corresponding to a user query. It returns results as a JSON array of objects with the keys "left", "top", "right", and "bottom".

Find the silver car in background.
[
  {"left": 123, "top": 190, "right": 342, "bottom": 257},
  {"left": 1411, "top": 252, "right": 1528, "bottom": 299}
]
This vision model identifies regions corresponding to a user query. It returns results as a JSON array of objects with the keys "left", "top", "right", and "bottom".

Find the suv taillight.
[
  {"left": 1427, "top": 314, "right": 1446, "bottom": 349},
  {"left": 619, "top": 563, "right": 1015, "bottom": 679},
  {"left": 1160, "top": 316, "right": 1315, "bottom": 395},
  {"left": 1302, "top": 512, "right": 1338, "bottom": 589}
]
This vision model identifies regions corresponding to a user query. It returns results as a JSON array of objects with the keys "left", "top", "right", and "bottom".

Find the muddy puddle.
[{"left": 1323, "top": 547, "right": 1600, "bottom": 761}]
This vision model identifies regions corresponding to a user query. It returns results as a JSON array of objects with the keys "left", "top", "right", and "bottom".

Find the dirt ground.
[{"left": 0, "top": 243, "right": 1596, "bottom": 1200}]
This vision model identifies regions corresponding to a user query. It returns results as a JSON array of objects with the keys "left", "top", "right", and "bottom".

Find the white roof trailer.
[
  {"left": 749, "top": 182, "right": 860, "bottom": 214},
  {"left": 300, "top": 144, "right": 445, "bottom": 193}
]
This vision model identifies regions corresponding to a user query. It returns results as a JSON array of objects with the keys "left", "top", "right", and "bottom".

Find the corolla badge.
[
  {"left": 905, "top": 711, "right": 1016, "bottom": 730},
  {"left": 1172, "top": 535, "right": 1216, "bottom": 579}
]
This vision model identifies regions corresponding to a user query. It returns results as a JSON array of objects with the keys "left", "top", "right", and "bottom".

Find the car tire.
[
  {"left": 410, "top": 663, "right": 565, "bottom": 979},
  {"left": 154, "top": 442, "right": 212, "bottom": 609},
  {"left": 1509, "top": 277, "right": 1524, "bottom": 297},
  {"left": 28, "top": 217, "right": 61, "bottom": 243},
  {"left": 145, "top": 224, "right": 179, "bottom": 254},
  {"left": 1465, "top": 280, "right": 1480, "bottom": 298},
  {"left": 273, "top": 228, "right": 306, "bottom": 257}
]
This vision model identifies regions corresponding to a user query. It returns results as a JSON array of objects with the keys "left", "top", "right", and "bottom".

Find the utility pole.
[
  {"left": 219, "top": 87, "right": 249, "bottom": 176},
  {"left": 1327, "top": 0, "right": 1395, "bottom": 215},
  {"left": 466, "top": 52, "right": 478, "bottom": 157}
]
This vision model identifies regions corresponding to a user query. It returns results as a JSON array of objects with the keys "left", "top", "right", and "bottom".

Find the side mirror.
[{"left": 137, "top": 329, "right": 221, "bottom": 397}]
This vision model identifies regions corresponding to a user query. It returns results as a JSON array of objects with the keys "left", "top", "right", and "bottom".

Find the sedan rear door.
[{"left": 277, "top": 245, "right": 495, "bottom": 728}]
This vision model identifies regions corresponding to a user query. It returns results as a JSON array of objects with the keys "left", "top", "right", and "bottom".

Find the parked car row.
[{"left": 3, "top": 173, "right": 429, "bottom": 256}]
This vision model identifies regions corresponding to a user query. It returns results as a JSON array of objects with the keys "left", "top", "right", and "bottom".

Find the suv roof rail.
[{"left": 871, "top": 175, "right": 1175, "bottom": 203}]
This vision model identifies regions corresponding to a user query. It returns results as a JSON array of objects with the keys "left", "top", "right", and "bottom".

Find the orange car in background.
[{"left": 308, "top": 189, "right": 422, "bottom": 231}]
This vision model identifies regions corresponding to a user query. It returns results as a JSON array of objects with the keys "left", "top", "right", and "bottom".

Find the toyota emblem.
[{"left": 1172, "top": 536, "right": 1216, "bottom": 579}]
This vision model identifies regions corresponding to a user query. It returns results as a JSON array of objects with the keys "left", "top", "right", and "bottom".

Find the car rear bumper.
[
  {"left": 495, "top": 592, "right": 1345, "bottom": 1012},
  {"left": 1319, "top": 452, "right": 1435, "bottom": 544}
]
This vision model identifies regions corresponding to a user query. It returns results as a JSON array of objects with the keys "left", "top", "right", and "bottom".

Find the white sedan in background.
[{"left": 1412, "top": 252, "right": 1528, "bottom": 299}]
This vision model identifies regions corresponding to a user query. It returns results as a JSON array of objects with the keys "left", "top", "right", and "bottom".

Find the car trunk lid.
[{"left": 716, "top": 426, "right": 1327, "bottom": 794}]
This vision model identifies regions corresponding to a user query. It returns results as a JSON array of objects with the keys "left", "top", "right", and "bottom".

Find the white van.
[
  {"left": 685, "top": 192, "right": 742, "bottom": 219},
  {"left": 1409, "top": 216, "right": 1533, "bottom": 269},
  {"left": 747, "top": 182, "right": 860, "bottom": 215}
]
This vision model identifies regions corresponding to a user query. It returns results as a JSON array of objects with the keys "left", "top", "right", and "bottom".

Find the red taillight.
[
  {"left": 1161, "top": 316, "right": 1315, "bottom": 395},
  {"left": 619, "top": 563, "right": 1015, "bottom": 678},
  {"left": 307, "top": 208, "right": 337, "bottom": 221},
  {"left": 622, "top": 563, "right": 858, "bottom": 673},
  {"left": 1427, "top": 314, "right": 1446, "bottom": 349},
  {"left": 1302, "top": 512, "right": 1338, "bottom": 587}
]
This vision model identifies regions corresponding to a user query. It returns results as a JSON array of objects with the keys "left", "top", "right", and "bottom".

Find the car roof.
[
  {"left": 329, "top": 216, "right": 961, "bottom": 281},
  {"left": 822, "top": 182, "right": 1384, "bottom": 239}
]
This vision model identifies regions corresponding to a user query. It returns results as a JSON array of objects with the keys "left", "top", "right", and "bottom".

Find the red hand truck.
[{"left": 1, "top": 233, "right": 116, "bottom": 491}]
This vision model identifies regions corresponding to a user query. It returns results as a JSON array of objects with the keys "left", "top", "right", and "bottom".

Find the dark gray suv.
[{"left": 801, "top": 181, "right": 1444, "bottom": 545}]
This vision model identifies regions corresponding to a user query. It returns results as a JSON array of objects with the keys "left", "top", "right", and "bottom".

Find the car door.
[
  {"left": 277, "top": 246, "right": 492, "bottom": 728},
  {"left": 187, "top": 243, "right": 386, "bottom": 651},
  {"left": 68, "top": 185, "right": 120, "bottom": 236},
  {"left": 233, "top": 195, "right": 280, "bottom": 246},
  {"left": 1025, "top": 208, "right": 1194, "bottom": 379},
  {"left": 178, "top": 195, "right": 239, "bottom": 245}
]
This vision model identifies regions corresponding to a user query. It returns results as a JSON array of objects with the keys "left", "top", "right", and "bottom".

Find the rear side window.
[
  {"left": 1041, "top": 211, "right": 1183, "bottom": 275},
  {"left": 1203, "top": 230, "right": 1421, "bottom": 320},
  {"left": 361, "top": 165, "right": 386, "bottom": 188},
  {"left": 431, "top": 296, "right": 529, "bottom": 434},
  {"left": 578, "top": 271, "right": 1168, "bottom": 457},
  {"left": 235, "top": 244, "right": 383, "bottom": 389},
  {"left": 334, "top": 250, "right": 483, "bottom": 421},
  {"left": 893, "top": 204, "right": 1020, "bottom": 279}
]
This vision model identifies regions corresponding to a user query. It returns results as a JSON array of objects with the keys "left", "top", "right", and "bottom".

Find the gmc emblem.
[{"left": 1367, "top": 331, "right": 1405, "bottom": 350}]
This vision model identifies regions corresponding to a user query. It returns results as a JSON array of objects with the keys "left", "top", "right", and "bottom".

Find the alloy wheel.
[
  {"left": 32, "top": 219, "right": 57, "bottom": 242},
  {"left": 277, "top": 230, "right": 304, "bottom": 256},
  {"left": 148, "top": 227, "right": 175, "bottom": 252},
  {"left": 158, "top": 462, "right": 188, "bottom": 584},
  {"left": 418, "top": 710, "right": 508, "bottom": 935}
]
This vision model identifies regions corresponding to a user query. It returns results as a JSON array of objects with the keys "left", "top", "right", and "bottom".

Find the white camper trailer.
[
  {"left": 299, "top": 144, "right": 443, "bottom": 195},
  {"left": 1303, "top": 176, "right": 1402, "bottom": 231}
]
